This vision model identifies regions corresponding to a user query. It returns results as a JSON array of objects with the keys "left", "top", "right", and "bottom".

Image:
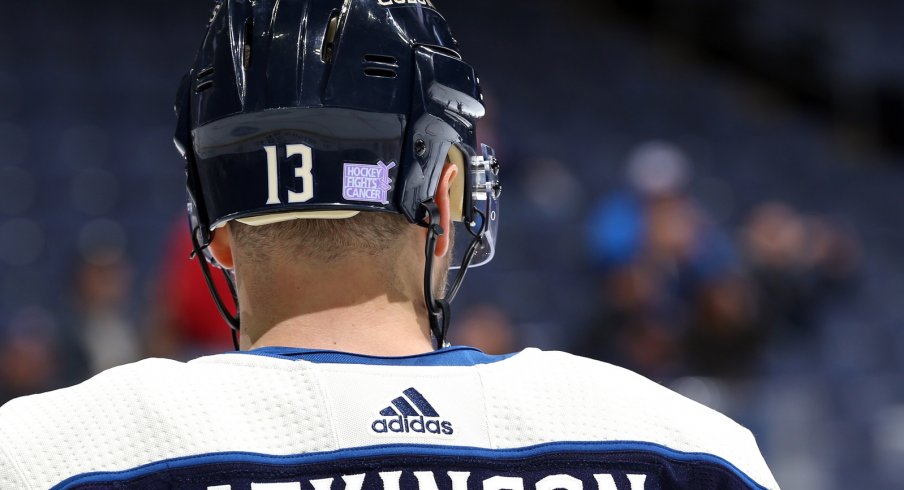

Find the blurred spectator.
[
  {"left": 686, "top": 272, "right": 764, "bottom": 378},
  {"left": 581, "top": 149, "right": 863, "bottom": 383},
  {"left": 146, "top": 219, "right": 235, "bottom": 360},
  {"left": 579, "top": 262, "right": 685, "bottom": 378},
  {"left": 69, "top": 246, "right": 142, "bottom": 375},
  {"left": 0, "top": 307, "right": 61, "bottom": 404},
  {"left": 450, "top": 304, "right": 518, "bottom": 355},
  {"left": 588, "top": 140, "right": 736, "bottom": 276},
  {"left": 741, "top": 201, "right": 861, "bottom": 338},
  {"left": 581, "top": 141, "right": 746, "bottom": 379}
]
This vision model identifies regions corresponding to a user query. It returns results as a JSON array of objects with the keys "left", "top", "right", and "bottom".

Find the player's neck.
[{"left": 236, "top": 261, "right": 434, "bottom": 355}]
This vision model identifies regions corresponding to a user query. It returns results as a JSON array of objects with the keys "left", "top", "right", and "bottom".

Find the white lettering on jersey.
[
  {"left": 594, "top": 473, "right": 647, "bottom": 490},
  {"left": 379, "top": 471, "right": 404, "bottom": 490},
  {"left": 627, "top": 474, "right": 648, "bottom": 489},
  {"left": 413, "top": 471, "right": 440, "bottom": 490},
  {"left": 483, "top": 476, "right": 524, "bottom": 490},
  {"left": 536, "top": 475, "right": 582, "bottom": 490},
  {"left": 593, "top": 474, "right": 617, "bottom": 490},
  {"left": 449, "top": 472, "right": 472, "bottom": 490},
  {"left": 207, "top": 471, "right": 648, "bottom": 490},
  {"left": 310, "top": 474, "right": 366, "bottom": 490}
]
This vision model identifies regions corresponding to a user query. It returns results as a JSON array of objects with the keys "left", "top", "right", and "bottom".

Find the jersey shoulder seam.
[
  {"left": 474, "top": 362, "right": 498, "bottom": 449},
  {"left": 308, "top": 363, "right": 341, "bottom": 450},
  {"left": 0, "top": 435, "right": 33, "bottom": 490}
]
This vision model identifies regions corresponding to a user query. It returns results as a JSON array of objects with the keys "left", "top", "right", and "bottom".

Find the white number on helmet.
[{"left": 263, "top": 144, "right": 314, "bottom": 205}]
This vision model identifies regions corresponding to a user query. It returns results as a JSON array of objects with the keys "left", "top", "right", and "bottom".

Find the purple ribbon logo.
[{"left": 343, "top": 161, "right": 396, "bottom": 204}]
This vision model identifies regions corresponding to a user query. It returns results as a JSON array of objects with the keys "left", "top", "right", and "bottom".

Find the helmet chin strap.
[
  {"left": 190, "top": 226, "right": 241, "bottom": 351},
  {"left": 419, "top": 202, "right": 451, "bottom": 349}
]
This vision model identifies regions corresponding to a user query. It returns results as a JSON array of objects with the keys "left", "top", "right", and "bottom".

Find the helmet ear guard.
[
  {"left": 404, "top": 44, "right": 501, "bottom": 263},
  {"left": 403, "top": 46, "right": 501, "bottom": 347},
  {"left": 399, "top": 45, "right": 483, "bottom": 218}
]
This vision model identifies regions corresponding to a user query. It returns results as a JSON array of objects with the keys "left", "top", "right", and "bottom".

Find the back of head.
[
  {"left": 173, "top": 0, "right": 501, "bottom": 347},
  {"left": 228, "top": 211, "right": 410, "bottom": 266}
]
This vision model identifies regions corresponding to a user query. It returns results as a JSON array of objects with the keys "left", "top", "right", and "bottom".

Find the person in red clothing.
[{"left": 147, "top": 219, "right": 234, "bottom": 359}]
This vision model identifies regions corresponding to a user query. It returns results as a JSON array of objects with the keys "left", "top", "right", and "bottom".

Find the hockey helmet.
[{"left": 173, "top": 0, "right": 500, "bottom": 347}]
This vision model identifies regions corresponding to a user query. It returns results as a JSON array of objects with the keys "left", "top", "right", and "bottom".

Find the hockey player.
[{"left": 0, "top": 1, "right": 779, "bottom": 489}]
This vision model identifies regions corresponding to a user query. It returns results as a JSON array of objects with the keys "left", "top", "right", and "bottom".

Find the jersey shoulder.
[
  {"left": 0, "top": 356, "right": 200, "bottom": 418},
  {"left": 480, "top": 348, "right": 778, "bottom": 489},
  {"left": 0, "top": 354, "right": 327, "bottom": 489},
  {"left": 0, "top": 358, "right": 187, "bottom": 488}
]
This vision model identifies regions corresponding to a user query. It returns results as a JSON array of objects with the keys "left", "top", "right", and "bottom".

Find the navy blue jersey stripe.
[
  {"left": 379, "top": 407, "right": 398, "bottom": 416},
  {"left": 403, "top": 388, "right": 439, "bottom": 417},
  {"left": 52, "top": 441, "right": 770, "bottom": 490},
  {"left": 391, "top": 397, "right": 419, "bottom": 416}
]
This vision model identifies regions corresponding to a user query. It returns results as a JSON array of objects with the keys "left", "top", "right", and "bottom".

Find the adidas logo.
[{"left": 371, "top": 387, "right": 454, "bottom": 435}]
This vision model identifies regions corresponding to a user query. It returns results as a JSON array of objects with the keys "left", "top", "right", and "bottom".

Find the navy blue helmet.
[{"left": 174, "top": 0, "right": 500, "bottom": 348}]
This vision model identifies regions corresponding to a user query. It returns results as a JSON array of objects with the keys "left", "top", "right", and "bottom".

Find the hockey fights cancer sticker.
[{"left": 343, "top": 161, "right": 396, "bottom": 204}]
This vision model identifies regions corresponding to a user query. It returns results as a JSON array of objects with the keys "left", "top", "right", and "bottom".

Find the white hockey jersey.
[{"left": 0, "top": 346, "right": 779, "bottom": 489}]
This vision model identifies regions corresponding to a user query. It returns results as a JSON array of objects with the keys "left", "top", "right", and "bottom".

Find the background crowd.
[{"left": 1, "top": 0, "right": 903, "bottom": 488}]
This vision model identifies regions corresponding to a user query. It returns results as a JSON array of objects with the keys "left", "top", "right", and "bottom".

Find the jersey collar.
[{"left": 230, "top": 345, "right": 516, "bottom": 366}]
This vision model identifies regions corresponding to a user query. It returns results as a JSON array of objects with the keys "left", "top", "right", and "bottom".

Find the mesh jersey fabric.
[{"left": 0, "top": 347, "right": 779, "bottom": 490}]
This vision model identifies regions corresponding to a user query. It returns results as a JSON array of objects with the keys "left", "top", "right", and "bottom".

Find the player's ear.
[
  {"left": 208, "top": 225, "right": 235, "bottom": 269},
  {"left": 433, "top": 161, "right": 458, "bottom": 258}
]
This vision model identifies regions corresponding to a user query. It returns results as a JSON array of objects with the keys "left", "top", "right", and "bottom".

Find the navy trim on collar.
[{"left": 230, "top": 345, "right": 516, "bottom": 366}]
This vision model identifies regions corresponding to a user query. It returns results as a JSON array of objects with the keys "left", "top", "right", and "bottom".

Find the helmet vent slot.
[
  {"left": 195, "top": 66, "right": 215, "bottom": 80},
  {"left": 363, "top": 54, "right": 398, "bottom": 78},
  {"left": 195, "top": 80, "right": 214, "bottom": 93},
  {"left": 364, "top": 67, "right": 397, "bottom": 78},
  {"left": 364, "top": 54, "right": 397, "bottom": 65},
  {"left": 195, "top": 65, "right": 215, "bottom": 93}
]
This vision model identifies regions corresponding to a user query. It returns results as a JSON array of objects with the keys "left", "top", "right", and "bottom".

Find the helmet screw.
[
  {"left": 490, "top": 156, "right": 500, "bottom": 175},
  {"left": 415, "top": 139, "right": 427, "bottom": 157}
]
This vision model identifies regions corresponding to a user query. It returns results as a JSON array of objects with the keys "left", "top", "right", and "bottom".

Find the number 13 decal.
[{"left": 264, "top": 144, "right": 314, "bottom": 204}]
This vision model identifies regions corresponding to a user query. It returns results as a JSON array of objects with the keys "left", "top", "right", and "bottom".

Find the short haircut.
[{"left": 229, "top": 212, "right": 411, "bottom": 265}]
